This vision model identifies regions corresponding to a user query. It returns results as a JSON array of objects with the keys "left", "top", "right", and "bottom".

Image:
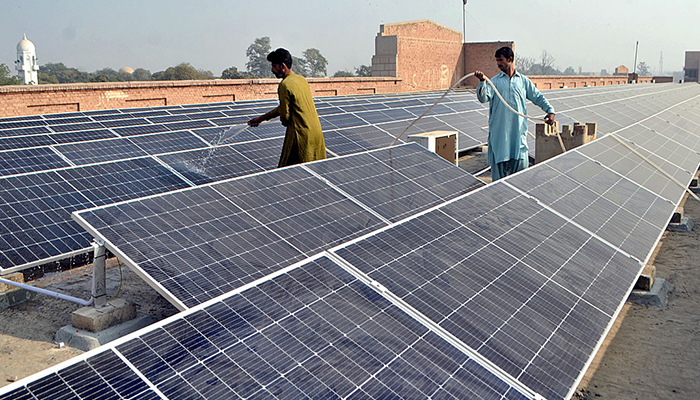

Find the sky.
[{"left": 2, "top": 0, "right": 698, "bottom": 77}]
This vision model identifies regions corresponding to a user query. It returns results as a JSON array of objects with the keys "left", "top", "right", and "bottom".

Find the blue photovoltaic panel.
[
  {"left": 56, "top": 158, "right": 191, "bottom": 206},
  {"left": 0, "top": 256, "right": 528, "bottom": 400},
  {"left": 50, "top": 129, "right": 117, "bottom": 143},
  {"left": 164, "top": 120, "right": 215, "bottom": 131},
  {"left": 307, "top": 144, "right": 484, "bottom": 222},
  {"left": 113, "top": 124, "right": 170, "bottom": 136},
  {"left": 0, "top": 126, "right": 51, "bottom": 137},
  {"left": 0, "top": 172, "right": 94, "bottom": 268},
  {"left": 0, "top": 147, "right": 70, "bottom": 177},
  {"left": 210, "top": 167, "right": 386, "bottom": 255},
  {"left": 333, "top": 181, "right": 642, "bottom": 400},
  {"left": 128, "top": 131, "right": 208, "bottom": 155},
  {"left": 157, "top": 144, "right": 268, "bottom": 185},
  {"left": 74, "top": 184, "right": 308, "bottom": 308},
  {"left": 54, "top": 137, "right": 149, "bottom": 165},
  {"left": 50, "top": 122, "right": 105, "bottom": 133},
  {"left": 323, "top": 125, "right": 397, "bottom": 156},
  {"left": 0, "top": 135, "right": 56, "bottom": 151},
  {"left": 508, "top": 150, "right": 677, "bottom": 262}
]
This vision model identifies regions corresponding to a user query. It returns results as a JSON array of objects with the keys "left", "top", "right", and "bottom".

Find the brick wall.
[
  {"left": 528, "top": 75, "right": 652, "bottom": 89},
  {"left": 372, "top": 20, "right": 464, "bottom": 92},
  {"left": 463, "top": 41, "right": 515, "bottom": 88},
  {"left": 0, "top": 77, "right": 402, "bottom": 118}
]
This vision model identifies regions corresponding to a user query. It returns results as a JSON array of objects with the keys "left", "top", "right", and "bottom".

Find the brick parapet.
[{"left": 0, "top": 77, "right": 403, "bottom": 118}]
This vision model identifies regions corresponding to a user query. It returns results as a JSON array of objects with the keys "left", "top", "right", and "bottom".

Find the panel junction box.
[{"left": 407, "top": 130, "right": 458, "bottom": 165}]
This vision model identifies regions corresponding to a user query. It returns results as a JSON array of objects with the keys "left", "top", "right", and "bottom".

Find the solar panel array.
[
  {"left": 2, "top": 83, "right": 700, "bottom": 400},
  {"left": 1, "top": 83, "right": 693, "bottom": 275},
  {"left": 72, "top": 144, "right": 484, "bottom": 309}
]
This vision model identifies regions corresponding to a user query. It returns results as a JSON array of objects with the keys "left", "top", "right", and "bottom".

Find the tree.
[
  {"left": 516, "top": 56, "right": 536, "bottom": 74},
  {"left": 355, "top": 65, "right": 372, "bottom": 77},
  {"left": 246, "top": 37, "right": 273, "bottom": 78},
  {"left": 292, "top": 56, "right": 310, "bottom": 77},
  {"left": 38, "top": 62, "right": 89, "bottom": 83},
  {"left": 333, "top": 69, "right": 354, "bottom": 77},
  {"left": 562, "top": 66, "right": 576, "bottom": 75},
  {"left": 0, "top": 63, "right": 22, "bottom": 85},
  {"left": 302, "top": 48, "right": 327, "bottom": 77},
  {"left": 89, "top": 68, "right": 122, "bottom": 82},
  {"left": 152, "top": 63, "right": 213, "bottom": 80},
  {"left": 539, "top": 50, "right": 556, "bottom": 75},
  {"left": 637, "top": 61, "right": 651, "bottom": 76},
  {"left": 221, "top": 66, "right": 254, "bottom": 79},
  {"left": 132, "top": 68, "right": 152, "bottom": 81}
]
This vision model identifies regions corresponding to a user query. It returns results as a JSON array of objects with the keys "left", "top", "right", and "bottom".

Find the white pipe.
[{"left": 0, "top": 277, "right": 94, "bottom": 306}]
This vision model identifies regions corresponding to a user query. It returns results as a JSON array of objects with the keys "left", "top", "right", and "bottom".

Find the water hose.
[
  {"left": 389, "top": 72, "right": 565, "bottom": 152},
  {"left": 388, "top": 72, "right": 699, "bottom": 202}
]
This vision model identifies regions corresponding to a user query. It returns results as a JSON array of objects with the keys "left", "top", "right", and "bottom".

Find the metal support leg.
[{"left": 92, "top": 240, "right": 107, "bottom": 308}]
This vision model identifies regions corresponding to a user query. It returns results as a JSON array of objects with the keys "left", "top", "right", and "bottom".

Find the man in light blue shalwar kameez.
[{"left": 475, "top": 46, "right": 556, "bottom": 181}]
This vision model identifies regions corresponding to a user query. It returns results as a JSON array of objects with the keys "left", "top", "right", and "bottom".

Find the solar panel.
[
  {"left": 0, "top": 158, "right": 191, "bottom": 273},
  {"left": 156, "top": 144, "right": 265, "bottom": 185},
  {"left": 0, "top": 147, "right": 70, "bottom": 176},
  {"left": 54, "top": 137, "right": 149, "bottom": 165},
  {"left": 72, "top": 144, "right": 481, "bottom": 308},
  {"left": 0, "top": 135, "right": 55, "bottom": 151},
  {"left": 128, "top": 131, "right": 209, "bottom": 155},
  {"left": 0, "top": 255, "right": 534, "bottom": 400},
  {"left": 331, "top": 180, "right": 643, "bottom": 400}
]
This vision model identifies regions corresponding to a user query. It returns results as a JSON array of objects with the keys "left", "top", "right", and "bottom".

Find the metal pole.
[
  {"left": 633, "top": 41, "right": 639, "bottom": 74},
  {"left": 92, "top": 240, "right": 107, "bottom": 307},
  {"left": 462, "top": 0, "right": 467, "bottom": 44}
]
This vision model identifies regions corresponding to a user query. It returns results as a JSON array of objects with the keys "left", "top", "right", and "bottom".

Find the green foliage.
[
  {"left": 152, "top": 63, "right": 214, "bottom": 80},
  {"left": 355, "top": 65, "right": 372, "bottom": 77},
  {"left": 221, "top": 66, "right": 254, "bottom": 79},
  {"left": 132, "top": 68, "right": 152, "bottom": 81},
  {"left": 89, "top": 68, "right": 122, "bottom": 82},
  {"left": 637, "top": 61, "right": 651, "bottom": 76},
  {"left": 246, "top": 37, "right": 273, "bottom": 78},
  {"left": 302, "top": 48, "right": 327, "bottom": 77},
  {"left": 562, "top": 66, "right": 576, "bottom": 75},
  {"left": 0, "top": 63, "right": 22, "bottom": 85},
  {"left": 333, "top": 69, "right": 354, "bottom": 77},
  {"left": 38, "top": 62, "right": 89, "bottom": 83},
  {"left": 292, "top": 56, "right": 310, "bottom": 77}
]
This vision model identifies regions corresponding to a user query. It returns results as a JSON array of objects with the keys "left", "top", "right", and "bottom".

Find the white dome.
[{"left": 17, "top": 34, "right": 35, "bottom": 53}]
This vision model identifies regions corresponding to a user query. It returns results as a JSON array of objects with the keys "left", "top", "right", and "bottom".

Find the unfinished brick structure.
[{"left": 372, "top": 20, "right": 464, "bottom": 91}]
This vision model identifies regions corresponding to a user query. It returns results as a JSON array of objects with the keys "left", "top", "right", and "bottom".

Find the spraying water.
[{"left": 175, "top": 124, "right": 252, "bottom": 178}]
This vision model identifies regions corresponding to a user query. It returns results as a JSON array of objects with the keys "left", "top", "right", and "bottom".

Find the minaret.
[{"left": 15, "top": 34, "right": 39, "bottom": 85}]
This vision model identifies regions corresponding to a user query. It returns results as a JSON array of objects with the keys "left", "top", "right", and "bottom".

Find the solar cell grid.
[
  {"left": 0, "top": 147, "right": 70, "bottom": 176},
  {"left": 54, "top": 137, "right": 149, "bottom": 165},
  {"left": 0, "top": 172, "right": 94, "bottom": 268},
  {"left": 0, "top": 256, "right": 532, "bottom": 400},
  {"left": 0, "top": 135, "right": 56, "bottom": 151},
  {"left": 332, "top": 181, "right": 643, "bottom": 400},
  {"left": 128, "top": 130, "right": 208, "bottom": 155}
]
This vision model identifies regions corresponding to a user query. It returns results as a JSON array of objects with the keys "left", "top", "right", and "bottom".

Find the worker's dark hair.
[
  {"left": 267, "top": 48, "right": 293, "bottom": 68},
  {"left": 495, "top": 46, "right": 514, "bottom": 61}
]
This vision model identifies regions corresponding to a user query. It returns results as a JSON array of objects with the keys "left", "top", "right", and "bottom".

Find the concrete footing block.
[
  {"left": 55, "top": 313, "right": 156, "bottom": 351},
  {"left": 667, "top": 217, "right": 694, "bottom": 232},
  {"left": 71, "top": 298, "right": 136, "bottom": 332},
  {"left": 0, "top": 288, "right": 38, "bottom": 310},
  {"left": 628, "top": 278, "right": 673, "bottom": 307},
  {"left": 634, "top": 264, "right": 656, "bottom": 291}
]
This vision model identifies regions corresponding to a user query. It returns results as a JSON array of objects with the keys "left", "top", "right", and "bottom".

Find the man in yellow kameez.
[{"left": 248, "top": 48, "right": 326, "bottom": 167}]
